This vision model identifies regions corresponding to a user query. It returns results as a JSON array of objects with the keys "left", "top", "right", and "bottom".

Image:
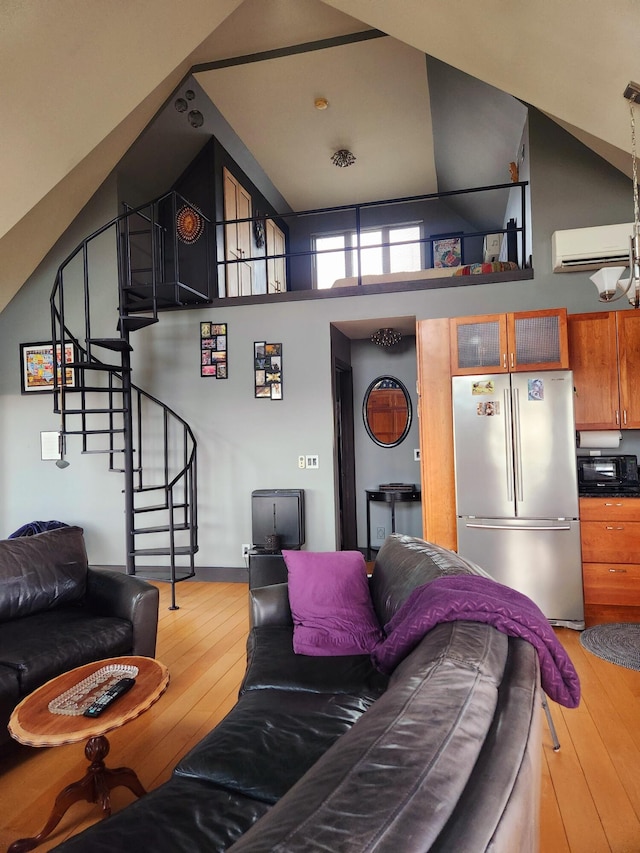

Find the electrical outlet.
[
  {"left": 242, "top": 543, "right": 251, "bottom": 560},
  {"left": 414, "top": 448, "right": 420, "bottom": 461},
  {"left": 298, "top": 455, "right": 306, "bottom": 469},
  {"left": 306, "top": 455, "right": 319, "bottom": 469},
  {"left": 376, "top": 526, "right": 386, "bottom": 539}
]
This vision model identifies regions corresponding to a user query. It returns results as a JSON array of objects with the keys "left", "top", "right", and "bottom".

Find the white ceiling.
[{"left": 196, "top": 34, "right": 437, "bottom": 210}]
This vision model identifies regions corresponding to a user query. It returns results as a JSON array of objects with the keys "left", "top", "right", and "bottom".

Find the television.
[{"left": 251, "top": 489, "right": 305, "bottom": 552}]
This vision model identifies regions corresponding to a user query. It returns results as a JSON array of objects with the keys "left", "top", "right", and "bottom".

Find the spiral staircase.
[{"left": 50, "top": 192, "right": 211, "bottom": 609}]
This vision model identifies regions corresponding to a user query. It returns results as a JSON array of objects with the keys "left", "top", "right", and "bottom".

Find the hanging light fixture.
[
  {"left": 590, "top": 82, "right": 640, "bottom": 307},
  {"left": 370, "top": 328, "right": 402, "bottom": 348},
  {"left": 331, "top": 149, "right": 356, "bottom": 168}
]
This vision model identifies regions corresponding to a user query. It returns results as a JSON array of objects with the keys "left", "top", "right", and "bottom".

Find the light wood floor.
[{"left": 1, "top": 582, "right": 639, "bottom": 852}]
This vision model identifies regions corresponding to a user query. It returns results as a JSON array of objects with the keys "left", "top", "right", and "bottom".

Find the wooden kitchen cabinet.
[
  {"left": 580, "top": 496, "right": 640, "bottom": 623},
  {"left": 568, "top": 310, "right": 640, "bottom": 429},
  {"left": 450, "top": 308, "right": 569, "bottom": 375}
]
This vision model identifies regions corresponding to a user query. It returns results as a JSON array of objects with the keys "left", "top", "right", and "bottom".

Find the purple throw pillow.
[{"left": 282, "top": 550, "right": 384, "bottom": 656}]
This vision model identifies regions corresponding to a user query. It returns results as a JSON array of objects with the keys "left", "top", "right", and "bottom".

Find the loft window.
[{"left": 313, "top": 224, "right": 422, "bottom": 289}]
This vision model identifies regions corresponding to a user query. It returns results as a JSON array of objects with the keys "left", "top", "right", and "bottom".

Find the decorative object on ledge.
[
  {"left": 431, "top": 232, "right": 463, "bottom": 268},
  {"left": 370, "top": 328, "right": 402, "bottom": 348},
  {"left": 201, "top": 322, "right": 227, "bottom": 379},
  {"left": 331, "top": 149, "right": 356, "bottom": 168},
  {"left": 20, "top": 341, "right": 76, "bottom": 394},
  {"left": 590, "top": 81, "right": 640, "bottom": 308},
  {"left": 255, "top": 341, "right": 282, "bottom": 400},
  {"left": 177, "top": 205, "right": 204, "bottom": 244},
  {"left": 188, "top": 110, "right": 204, "bottom": 128},
  {"left": 253, "top": 213, "right": 265, "bottom": 248}
]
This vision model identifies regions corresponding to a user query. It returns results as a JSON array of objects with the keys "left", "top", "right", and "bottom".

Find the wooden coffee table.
[{"left": 7, "top": 655, "right": 169, "bottom": 852}]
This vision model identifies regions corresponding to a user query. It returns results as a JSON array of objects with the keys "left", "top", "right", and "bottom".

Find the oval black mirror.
[{"left": 362, "top": 376, "right": 412, "bottom": 448}]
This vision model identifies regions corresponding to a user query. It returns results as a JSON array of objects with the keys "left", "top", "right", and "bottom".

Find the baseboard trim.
[{"left": 90, "top": 565, "right": 249, "bottom": 583}]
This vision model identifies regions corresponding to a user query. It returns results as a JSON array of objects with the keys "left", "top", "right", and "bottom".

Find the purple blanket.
[{"left": 371, "top": 575, "right": 580, "bottom": 708}]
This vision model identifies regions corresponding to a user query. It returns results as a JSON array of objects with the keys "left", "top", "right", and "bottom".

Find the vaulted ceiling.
[{"left": 1, "top": 0, "right": 637, "bottom": 313}]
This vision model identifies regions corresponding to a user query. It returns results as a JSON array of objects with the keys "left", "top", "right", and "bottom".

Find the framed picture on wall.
[
  {"left": 431, "top": 233, "right": 463, "bottom": 268},
  {"left": 200, "top": 321, "right": 227, "bottom": 378},
  {"left": 254, "top": 341, "right": 283, "bottom": 400},
  {"left": 19, "top": 341, "right": 76, "bottom": 394}
]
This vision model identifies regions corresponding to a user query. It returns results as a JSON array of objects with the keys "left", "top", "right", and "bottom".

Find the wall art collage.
[
  {"left": 200, "top": 322, "right": 228, "bottom": 378},
  {"left": 254, "top": 341, "right": 282, "bottom": 400}
]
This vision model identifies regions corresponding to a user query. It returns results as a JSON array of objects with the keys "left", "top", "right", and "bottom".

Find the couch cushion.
[
  {"left": 0, "top": 526, "right": 88, "bottom": 621},
  {"left": 0, "top": 608, "right": 133, "bottom": 694},
  {"left": 176, "top": 688, "right": 380, "bottom": 803},
  {"left": 283, "top": 550, "right": 383, "bottom": 655},
  {"left": 240, "top": 626, "right": 388, "bottom": 696},
  {"left": 229, "top": 621, "right": 509, "bottom": 853},
  {"left": 370, "top": 533, "right": 487, "bottom": 626},
  {"left": 48, "top": 775, "right": 271, "bottom": 853}
]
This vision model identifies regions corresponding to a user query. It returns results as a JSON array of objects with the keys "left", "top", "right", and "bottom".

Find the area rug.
[{"left": 579, "top": 623, "right": 640, "bottom": 671}]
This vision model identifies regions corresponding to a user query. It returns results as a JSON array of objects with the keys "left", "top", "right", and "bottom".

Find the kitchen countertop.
[{"left": 579, "top": 491, "right": 640, "bottom": 498}]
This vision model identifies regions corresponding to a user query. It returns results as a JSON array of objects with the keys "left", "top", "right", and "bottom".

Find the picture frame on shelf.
[
  {"left": 20, "top": 341, "right": 76, "bottom": 394},
  {"left": 431, "top": 233, "right": 464, "bottom": 268}
]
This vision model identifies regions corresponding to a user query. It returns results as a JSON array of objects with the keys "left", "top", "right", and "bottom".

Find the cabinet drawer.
[
  {"left": 583, "top": 562, "right": 640, "bottom": 606},
  {"left": 580, "top": 520, "right": 640, "bottom": 562},
  {"left": 580, "top": 498, "right": 640, "bottom": 522}
]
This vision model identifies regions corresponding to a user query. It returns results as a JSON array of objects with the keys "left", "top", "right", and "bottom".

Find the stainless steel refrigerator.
[{"left": 452, "top": 370, "right": 584, "bottom": 628}]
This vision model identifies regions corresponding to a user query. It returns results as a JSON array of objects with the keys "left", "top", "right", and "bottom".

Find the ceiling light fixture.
[
  {"left": 590, "top": 81, "right": 640, "bottom": 307},
  {"left": 370, "top": 328, "right": 402, "bottom": 348},
  {"left": 314, "top": 97, "right": 329, "bottom": 110},
  {"left": 331, "top": 149, "right": 356, "bottom": 168}
]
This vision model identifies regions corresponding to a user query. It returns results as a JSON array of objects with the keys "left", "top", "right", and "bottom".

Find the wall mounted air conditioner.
[{"left": 551, "top": 223, "right": 633, "bottom": 272}]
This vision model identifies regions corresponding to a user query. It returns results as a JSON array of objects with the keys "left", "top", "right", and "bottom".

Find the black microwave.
[{"left": 577, "top": 454, "right": 640, "bottom": 493}]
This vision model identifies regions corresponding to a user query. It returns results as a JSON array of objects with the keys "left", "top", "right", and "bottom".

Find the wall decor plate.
[{"left": 177, "top": 205, "right": 204, "bottom": 244}]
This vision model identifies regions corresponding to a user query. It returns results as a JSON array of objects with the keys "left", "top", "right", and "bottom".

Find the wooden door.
[
  {"left": 223, "top": 168, "right": 254, "bottom": 297},
  {"left": 617, "top": 311, "right": 640, "bottom": 428},
  {"left": 449, "top": 314, "right": 508, "bottom": 375},
  {"left": 567, "top": 312, "right": 620, "bottom": 429},
  {"left": 508, "top": 308, "right": 569, "bottom": 372},
  {"left": 266, "top": 219, "right": 286, "bottom": 293}
]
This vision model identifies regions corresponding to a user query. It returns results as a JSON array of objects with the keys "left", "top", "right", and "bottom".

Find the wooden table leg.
[{"left": 8, "top": 735, "right": 147, "bottom": 852}]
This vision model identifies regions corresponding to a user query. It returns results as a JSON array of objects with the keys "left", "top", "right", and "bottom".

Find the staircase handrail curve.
[
  {"left": 50, "top": 189, "right": 211, "bottom": 306},
  {"left": 51, "top": 318, "right": 197, "bottom": 491}
]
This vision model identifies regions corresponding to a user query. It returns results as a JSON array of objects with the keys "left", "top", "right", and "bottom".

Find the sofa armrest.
[
  {"left": 85, "top": 568, "right": 159, "bottom": 657},
  {"left": 250, "top": 583, "right": 292, "bottom": 629}
]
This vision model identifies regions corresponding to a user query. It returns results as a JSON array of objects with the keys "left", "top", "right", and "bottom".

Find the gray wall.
[{"left": 0, "top": 110, "right": 635, "bottom": 569}]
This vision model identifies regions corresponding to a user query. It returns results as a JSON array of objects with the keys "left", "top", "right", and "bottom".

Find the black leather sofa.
[
  {"left": 52, "top": 533, "right": 542, "bottom": 852},
  {"left": 0, "top": 525, "right": 159, "bottom": 748}
]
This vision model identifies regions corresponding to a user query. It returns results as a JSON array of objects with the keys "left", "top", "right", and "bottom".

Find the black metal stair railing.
[{"left": 49, "top": 192, "right": 208, "bottom": 609}]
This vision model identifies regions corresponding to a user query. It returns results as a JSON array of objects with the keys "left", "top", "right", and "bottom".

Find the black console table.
[{"left": 365, "top": 489, "right": 421, "bottom": 559}]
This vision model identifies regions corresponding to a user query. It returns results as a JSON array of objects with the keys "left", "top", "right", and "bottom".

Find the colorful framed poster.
[
  {"left": 431, "top": 233, "right": 463, "bottom": 268},
  {"left": 254, "top": 341, "right": 282, "bottom": 400},
  {"left": 200, "top": 322, "right": 227, "bottom": 378},
  {"left": 20, "top": 341, "right": 76, "bottom": 394}
]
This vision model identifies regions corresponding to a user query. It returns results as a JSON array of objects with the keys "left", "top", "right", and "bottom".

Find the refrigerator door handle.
[
  {"left": 463, "top": 522, "right": 573, "bottom": 531},
  {"left": 504, "top": 387, "right": 514, "bottom": 503},
  {"left": 512, "top": 387, "right": 524, "bottom": 502}
]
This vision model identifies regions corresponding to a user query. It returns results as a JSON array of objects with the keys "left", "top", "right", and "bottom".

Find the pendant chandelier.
[{"left": 590, "top": 82, "right": 640, "bottom": 307}]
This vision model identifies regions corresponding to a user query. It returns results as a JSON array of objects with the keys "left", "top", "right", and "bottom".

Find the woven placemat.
[{"left": 579, "top": 623, "right": 640, "bottom": 671}]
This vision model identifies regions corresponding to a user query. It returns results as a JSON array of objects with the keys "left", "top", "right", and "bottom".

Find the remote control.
[{"left": 83, "top": 677, "right": 136, "bottom": 717}]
